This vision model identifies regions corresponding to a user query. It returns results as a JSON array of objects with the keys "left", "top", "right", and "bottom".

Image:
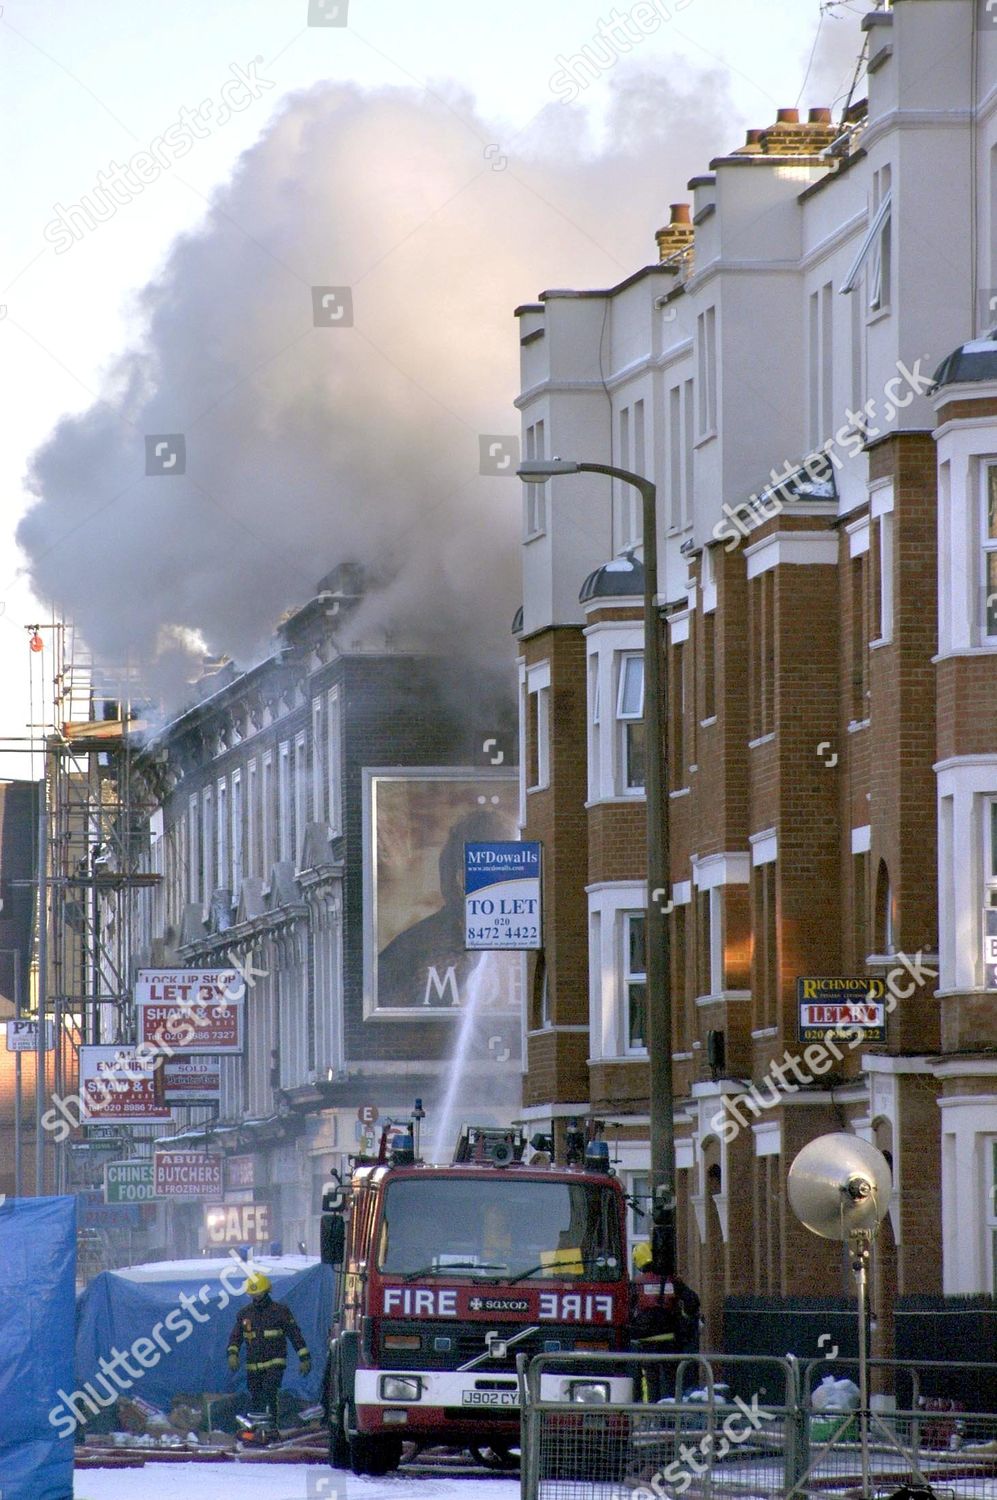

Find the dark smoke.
[{"left": 19, "top": 64, "right": 744, "bottom": 705}]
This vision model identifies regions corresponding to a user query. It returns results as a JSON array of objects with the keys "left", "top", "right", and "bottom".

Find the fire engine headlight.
[
  {"left": 380, "top": 1375, "right": 422, "bottom": 1402},
  {"left": 568, "top": 1380, "right": 610, "bottom": 1405}
]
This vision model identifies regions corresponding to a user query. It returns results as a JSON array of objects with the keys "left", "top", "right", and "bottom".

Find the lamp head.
[{"left": 517, "top": 458, "right": 581, "bottom": 481}]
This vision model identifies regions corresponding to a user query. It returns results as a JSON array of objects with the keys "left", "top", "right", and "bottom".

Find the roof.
[
  {"left": 932, "top": 331, "right": 997, "bottom": 390},
  {"left": 579, "top": 548, "right": 644, "bottom": 603}
]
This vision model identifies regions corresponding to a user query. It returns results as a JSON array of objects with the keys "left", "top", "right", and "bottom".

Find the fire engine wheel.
[
  {"left": 470, "top": 1443, "right": 519, "bottom": 1470},
  {"left": 328, "top": 1402, "right": 350, "bottom": 1470},
  {"left": 348, "top": 1432, "right": 403, "bottom": 1476}
]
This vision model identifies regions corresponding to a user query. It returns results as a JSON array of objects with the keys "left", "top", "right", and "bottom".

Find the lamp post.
[{"left": 518, "top": 457, "right": 676, "bottom": 1273}]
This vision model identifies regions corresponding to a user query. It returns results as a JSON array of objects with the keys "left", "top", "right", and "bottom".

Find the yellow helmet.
[
  {"left": 244, "top": 1271, "right": 272, "bottom": 1297},
  {"left": 632, "top": 1241, "right": 654, "bottom": 1271}
]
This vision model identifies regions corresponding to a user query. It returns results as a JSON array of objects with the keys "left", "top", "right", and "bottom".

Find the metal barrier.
[{"left": 516, "top": 1352, "right": 997, "bottom": 1500}]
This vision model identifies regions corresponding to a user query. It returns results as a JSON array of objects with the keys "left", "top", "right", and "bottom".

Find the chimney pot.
[
  {"left": 808, "top": 107, "right": 832, "bottom": 124},
  {"left": 776, "top": 108, "right": 800, "bottom": 124},
  {"left": 669, "top": 202, "right": 692, "bottom": 226},
  {"left": 746, "top": 128, "right": 763, "bottom": 144}
]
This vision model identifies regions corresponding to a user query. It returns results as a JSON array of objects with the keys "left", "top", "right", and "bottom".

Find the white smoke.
[{"left": 18, "top": 64, "right": 744, "bottom": 703}]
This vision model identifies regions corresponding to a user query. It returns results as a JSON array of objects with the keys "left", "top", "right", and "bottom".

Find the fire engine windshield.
[{"left": 376, "top": 1177, "right": 622, "bottom": 1280}]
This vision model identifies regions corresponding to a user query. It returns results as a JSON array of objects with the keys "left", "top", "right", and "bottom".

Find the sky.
[{"left": 0, "top": 0, "right": 876, "bottom": 778}]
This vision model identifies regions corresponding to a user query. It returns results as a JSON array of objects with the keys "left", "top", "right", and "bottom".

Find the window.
[
  {"left": 988, "top": 1141, "right": 997, "bottom": 1297},
  {"left": 851, "top": 552, "right": 870, "bottom": 722},
  {"left": 697, "top": 306, "right": 718, "bottom": 436},
  {"left": 672, "top": 902, "right": 690, "bottom": 1052},
  {"left": 702, "top": 610, "right": 716, "bottom": 721},
  {"left": 983, "top": 467, "right": 997, "bottom": 640},
  {"left": 327, "top": 686, "right": 343, "bottom": 835},
  {"left": 750, "top": 573, "right": 775, "bottom": 739},
  {"left": 683, "top": 378, "right": 694, "bottom": 516},
  {"left": 984, "top": 798, "right": 997, "bottom": 910},
  {"left": 809, "top": 282, "right": 834, "bottom": 448},
  {"left": 753, "top": 862, "right": 778, "bottom": 1029},
  {"left": 616, "top": 653, "right": 645, "bottom": 794},
  {"left": 873, "top": 509, "right": 894, "bottom": 643},
  {"left": 217, "top": 780, "right": 229, "bottom": 892},
  {"left": 231, "top": 769, "right": 243, "bottom": 892},
  {"left": 629, "top": 1171, "right": 650, "bottom": 1240},
  {"left": 616, "top": 402, "right": 644, "bottom": 550},
  {"left": 246, "top": 760, "right": 258, "bottom": 878},
  {"left": 875, "top": 859, "right": 895, "bottom": 954},
  {"left": 671, "top": 640, "right": 686, "bottom": 784},
  {"left": 295, "top": 731, "right": 307, "bottom": 867},
  {"left": 201, "top": 786, "right": 215, "bottom": 897},
  {"left": 261, "top": 751, "right": 274, "bottom": 877},
  {"left": 278, "top": 742, "right": 291, "bottom": 862},
  {"left": 624, "top": 912, "right": 647, "bottom": 1052},
  {"left": 526, "top": 672, "right": 550, "bottom": 792},
  {"left": 853, "top": 850, "right": 869, "bottom": 965},
  {"left": 588, "top": 656, "right": 601, "bottom": 800},
  {"left": 696, "top": 889, "right": 712, "bottom": 998},
  {"left": 188, "top": 794, "right": 200, "bottom": 904},
  {"left": 668, "top": 386, "right": 682, "bottom": 529},
  {"left": 867, "top": 167, "right": 891, "bottom": 314},
  {"left": 312, "top": 698, "right": 324, "bottom": 823},
  {"left": 524, "top": 418, "right": 547, "bottom": 537}
]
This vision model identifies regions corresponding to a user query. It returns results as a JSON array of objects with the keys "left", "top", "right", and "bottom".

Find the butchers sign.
[
  {"left": 135, "top": 969, "right": 244, "bottom": 1055},
  {"left": 154, "top": 1150, "right": 223, "bottom": 1199},
  {"left": 79, "top": 1046, "right": 171, "bottom": 1124},
  {"left": 796, "top": 977, "right": 888, "bottom": 1044}
]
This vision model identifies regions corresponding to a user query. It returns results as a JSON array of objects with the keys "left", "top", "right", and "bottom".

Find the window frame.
[
  {"left": 524, "top": 418, "right": 547, "bottom": 540},
  {"left": 622, "top": 909, "right": 648, "bottom": 1055},
  {"left": 982, "top": 465, "right": 997, "bottom": 643},
  {"left": 616, "top": 651, "right": 646, "bottom": 797}
]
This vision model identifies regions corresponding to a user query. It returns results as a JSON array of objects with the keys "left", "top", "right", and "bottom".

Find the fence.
[{"left": 516, "top": 1352, "right": 997, "bottom": 1500}]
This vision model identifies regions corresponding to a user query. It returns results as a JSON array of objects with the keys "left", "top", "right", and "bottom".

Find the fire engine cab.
[{"left": 321, "top": 1114, "right": 632, "bottom": 1475}]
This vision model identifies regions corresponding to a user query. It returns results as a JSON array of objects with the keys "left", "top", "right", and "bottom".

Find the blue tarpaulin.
[
  {"left": 75, "top": 1255, "right": 331, "bottom": 1415},
  {"left": 0, "top": 1195, "right": 77, "bottom": 1500}
]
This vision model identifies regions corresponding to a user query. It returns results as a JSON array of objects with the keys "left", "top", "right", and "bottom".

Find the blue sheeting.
[
  {"left": 75, "top": 1257, "right": 332, "bottom": 1416},
  {"left": 0, "top": 1196, "right": 77, "bottom": 1500}
]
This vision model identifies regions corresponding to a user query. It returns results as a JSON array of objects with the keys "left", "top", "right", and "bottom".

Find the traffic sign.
[{"left": 357, "top": 1103, "right": 379, "bottom": 1125}]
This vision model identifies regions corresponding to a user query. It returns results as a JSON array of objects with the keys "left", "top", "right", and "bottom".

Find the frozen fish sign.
[
  {"left": 135, "top": 968, "right": 244, "bottom": 1054},
  {"left": 464, "top": 841, "right": 542, "bottom": 950},
  {"left": 153, "top": 1150, "right": 223, "bottom": 1199}
]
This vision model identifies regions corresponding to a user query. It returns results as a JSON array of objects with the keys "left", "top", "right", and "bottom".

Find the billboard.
[
  {"left": 153, "top": 1151, "right": 224, "bottom": 1199},
  {"left": 796, "top": 977, "right": 888, "bottom": 1044},
  {"left": 363, "top": 769, "right": 522, "bottom": 1015},
  {"left": 135, "top": 968, "right": 244, "bottom": 1054},
  {"left": 465, "top": 840, "right": 541, "bottom": 950},
  {"left": 79, "top": 1046, "right": 171, "bottom": 1124}
]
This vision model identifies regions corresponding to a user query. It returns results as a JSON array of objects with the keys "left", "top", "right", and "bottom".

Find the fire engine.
[{"left": 321, "top": 1112, "right": 634, "bottom": 1476}]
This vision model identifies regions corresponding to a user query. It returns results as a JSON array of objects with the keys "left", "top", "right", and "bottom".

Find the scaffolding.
[{"left": 38, "top": 620, "right": 162, "bottom": 1204}]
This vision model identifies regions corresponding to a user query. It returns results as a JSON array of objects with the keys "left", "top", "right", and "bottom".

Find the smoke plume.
[{"left": 19, "top": 64, "right": 743, "bottom": 705}]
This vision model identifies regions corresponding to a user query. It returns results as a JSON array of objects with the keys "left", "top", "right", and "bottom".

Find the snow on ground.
[{"left": 74, "top": 1463, "right": 522, "bottom": 1500}]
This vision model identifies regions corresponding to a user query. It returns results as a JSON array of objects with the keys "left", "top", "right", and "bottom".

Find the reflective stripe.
[
  {"left": 263, "top": 1329, "right": 284, "bottom": 1338},
  {"left": 247, "top": 1357, "right": 287, "bottom": 1371}
]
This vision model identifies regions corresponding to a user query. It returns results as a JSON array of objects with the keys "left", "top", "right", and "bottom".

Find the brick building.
[{"left": 512, "top": 0, "right": 997, "bottom": 1341}]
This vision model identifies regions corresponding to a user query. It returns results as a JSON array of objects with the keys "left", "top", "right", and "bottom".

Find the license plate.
[{"left": 461, "top": 1389, "right": 517, "bottom": 1406}]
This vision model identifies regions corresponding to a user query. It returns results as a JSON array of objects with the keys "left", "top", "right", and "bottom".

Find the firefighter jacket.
[
  {"left": 227, "top": 1293, "right": 309, "bottom": 1374},
  {"left": 631, "top": 1272, "right": 700, "bottom": 1353}
]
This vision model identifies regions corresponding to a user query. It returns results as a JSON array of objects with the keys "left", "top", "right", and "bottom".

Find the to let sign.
[
  {"left": 79, "top": 1046, "right": 171, "bottom": 1124},
  {"left": 464, "top": 840, "right": 542, "bottom": 950},
  {"left": 796, "top": 977, "right": 888, "bottom": 1044},
  {"left": 204, "top": 1202, "right": 271, "bottom": 1246},
  {"left": 135, "top": 969, "right": 244, "bottom": 1054},
  {"left": 154, "top": 1150, "right": 223, "bottom": 1199}
]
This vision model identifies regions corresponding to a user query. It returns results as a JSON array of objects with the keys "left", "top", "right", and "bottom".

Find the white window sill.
[
  {"left": 870, "top": 635, "right": 893, "bottom": 651},
  {"left": 847, "top": 718, "right": 870, "bottom": 734},
  {"left": 694, "top": 429, "right": 718, "bottom": 449},
  {"left": 585, "top": 795, "right": 647, "bottom": 808},
  {"left": 751, "top": 1026, "right": 778, "bottom": 1039},
  {"left": 700, "top": 715, "right": 717, "bottom": 728},
  {"left": 748, "top": 732, "right": 775, "bottom": 749},
  {"left": 526, "top": 783, "right": 550, "bottom": 795},
  {"left": 669, "top": 786, "right": 690, "bottom": 800},
  {"left": 866, "top": 304, "right": 892, "bottom": 327},
  {"left": 523, "top": 529, "right": 547, "bottom": 544}
]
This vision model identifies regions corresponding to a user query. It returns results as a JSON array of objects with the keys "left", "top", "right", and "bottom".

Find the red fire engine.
[{"left": 321, "top": 1115, "right": 634, "bottom": 1475}]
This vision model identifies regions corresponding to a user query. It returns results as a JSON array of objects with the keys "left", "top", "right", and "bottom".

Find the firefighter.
[
  {"left": 227, "top": 1271, "right": 311, "bottom": 1424},
  {"left": 630, "top": 1242, "right": 700, "bottom": 1401}
]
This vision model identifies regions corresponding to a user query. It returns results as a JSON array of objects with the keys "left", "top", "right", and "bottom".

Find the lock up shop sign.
[{"left": 135, "top": 969, "right": 244, "bottom": 1054}]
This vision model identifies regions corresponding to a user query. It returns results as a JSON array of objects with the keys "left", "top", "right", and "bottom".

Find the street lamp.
[{"left": 518, "top": 457, "right": 676, "bottom": 1273}]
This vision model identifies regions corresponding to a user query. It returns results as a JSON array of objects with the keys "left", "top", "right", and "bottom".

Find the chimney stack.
[
  {"left": 655, "top": 202, "right": 694, "bottom": 264},
  {"left": 758, "top": 105, "right": 837, "bottom": 156}
]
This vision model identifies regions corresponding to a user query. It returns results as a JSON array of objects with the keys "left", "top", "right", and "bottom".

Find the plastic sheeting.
[
  {"left": 75, "top": 1256, "right": 332, "bottom": 1415},
  {"left": 0, "top": 1196, "right": 77, "bottom": 1500}
]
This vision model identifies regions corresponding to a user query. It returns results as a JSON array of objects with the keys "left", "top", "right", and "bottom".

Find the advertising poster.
[
  {"left": 796, "top": 977, "right": 888, "bottom": 1044},
  {"left": 364, "top": 769, "right": 522, "bottom": 1018},
  {"left": 153, "top": 1151, "right": 224, "bottom": 1199}
]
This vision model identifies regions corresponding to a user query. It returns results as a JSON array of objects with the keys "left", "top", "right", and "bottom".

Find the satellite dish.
[{"left": 787, "top": 1132, "right": 892, "bottom": 1242}]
